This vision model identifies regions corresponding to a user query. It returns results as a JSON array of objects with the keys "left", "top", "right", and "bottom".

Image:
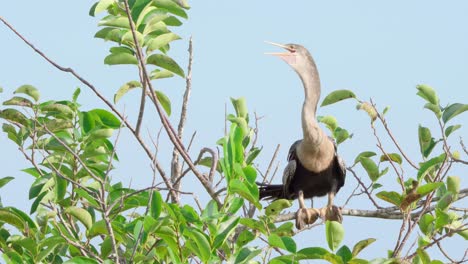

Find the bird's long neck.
[
  {"left": 299, "top": 60, "right": 322, "bottom": 150},
  {"left": 296, "top": 56, "right": 335, "bottom": 172}
]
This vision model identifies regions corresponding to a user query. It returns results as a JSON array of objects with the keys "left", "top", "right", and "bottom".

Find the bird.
[{"left": 258, "top": 42, "right": 346, "bottom": 229}]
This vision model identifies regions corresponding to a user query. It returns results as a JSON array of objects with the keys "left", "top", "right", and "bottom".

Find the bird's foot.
[
  {"left": 318, "top": 205, "right": 343, "bottom": 223},
  {"left": 295, "top": 208, "right": 320, "bottom": 230}
]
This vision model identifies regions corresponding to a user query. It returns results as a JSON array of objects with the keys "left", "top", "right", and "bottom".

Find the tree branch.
[
  {"left": 171, "top": 36, "right": 194, "bottom": 200},
  {"left": 274, "top": 188, "right": 468, "bottom": 222}
]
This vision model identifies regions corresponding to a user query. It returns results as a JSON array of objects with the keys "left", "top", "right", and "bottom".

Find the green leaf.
[
  {"left": 418, "top": 125, "right": 437, "bottom": 158},
  {"left": 54, "top": 174, "right": 67, "bottom": 202},
  {"left": 376, "top": 191, "right": 402, "bottom": 206},
  {"left": 356, "top": 102, "right": 377, "bottom": 121},
  {"left": 436, "top": 193, "right": 453, "bottom": 211},
  {"left": 104, "top": 53, "right": 138, "bottom": 65},
  {"left": 75, "top": 189, "right": 100, "bottom": 208},
  {"left": 92, "top": 0, "right": 114, "bottom": 16},
  {"left": 336, "top": 245, "right": 352, "bottom": 263},
  {"left": 14, "top": 84, "right": 40, "bottom": 102},
  {"left": 265, "top": 199, "right": 292, "bottom": 217},
  {"left": 186, "top": 228, "right": 211, "bottom": 263},
  {"left": 234, "top": 247, "right": 262, "bottom": 264},
  {"left": 3, "top": 96, "right": 33, "bottom": 107},
  {"left": 246, "top": 147, "right": 262, "bottom": 165},
  {"left": 87, "top": 220, "right": 108, "bottom": 238},
  {"left": 37, "top": 236, "right": 66, "bottom": 262},
  {"left": 447, "top": 176, "right": 460, "bottom": 195},
  {"left": 416, "top": 182, "right": 443, "bottom": 196},
  {"left": 89, "top": 109, "right": 121, "bottom": 128},
  {"left": 65, "top": 206, "right": 93, "bottom": 230},
  {"left": 30, "top": 190, "right": 48, "bottom": 214},
  {"left": 64, "top": 257, "right": 100, "bottom": 264},
  {"left": 416, "top": 249, "right": 431, "bottom": 264},
  {"left": 416, "top": 84, "right": 438, "bottom": 105},
  {"left": 229, "top": 179, "right": 262, "bottom": 209},
  {"left": 131, "top": 0, "right": 152, "bottom": 22},
  {"left": 419, "top": 214, "right": 434, "bottom": 235},
  {"left": 0, "top": 177, "right": 14, "bottom": 189},
  {"left": 445, "top": 124, "right": 461, "bottom": 137},
  {"left": 88, "top": 128, "right": 114, "bottom": 139},
  {"left": 318, "top": 115, "right": 338, "bottom": 131},
  {"left": 359, "top": 157, "right": 379, "bottom": 182},
  {"left": 99, "top": 15, "right": 130, "bottom": 28},
  {"left": 41, "top": 103, "right": 74, "bottom": 117},
  {"left": 380, "top": 153, "right": 402, "bottom": 165},
  {"left": 458, "top": 229, "right": 468, "bottom": 240},
  {"left": 72, "top": 87, "right": 81, "bottom": 102},
  {"left": 0, "top": 208, "right": 24, "bottom": 230},
  {"left": 417, "top": 153, "right": 446, "bottom": 180},
  {"left": 321, "top": 89, "right": 356, "bottom": 107},
  {"left": 442, "top": 103, "right": 468, "bottom": 123},
  {"left": 146, "top": 32, "right": 181, "bottom": 53},
  {"left": 227, "top": 197, "right": 244, "bottom": 214},
  {"left": 354, "top": 151, "right": 377, "bottom": 164},
  {"left": 0, "top": 108, "right": 29, "bottom": 126},
  {"left": 333, "top": 127, "right": 350, "bottom": 144},
  {"left": 114, "top": 81, "right": 141, "bottom": 103},
  {"left": 268, "top": 233, "right": 297, "bottom": 253},
  {"left": 150, "top": 69, "right": 174, "bottom": 80},
  {"left": 155, "top": 90, "right": 171, "bottom": 116},
  {"left": 153, "top": 0, "right": 188, "bottom": 18},
  {"left": 146, "top": 54, "right": 185, "bottom": 77},
  {"left": 352, "top": 238, "right": 376, "bottom": 257},
  {"left": 150, "top": 190, "right": 162, "bottom": 219},
  {"left": 424, "top": 103, "right": 441, "bottom": 118},
  {"left": 325, "top": 221, "right": 345, "bottom": 251},
  {"left": 296, "top": 247, "right": 343, "bottom": 263},
  {"left": 348, "top": 259, "right": 370, "bottom": 264},
  {"left": 213, "top": 217, "right": 240, "bottom": 249},
  {"left": 236, "top": 230, "right": 256, "bottom": 248}
]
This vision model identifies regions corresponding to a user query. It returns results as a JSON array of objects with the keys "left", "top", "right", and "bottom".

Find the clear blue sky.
[{"left": 1, "top": 1, "right": 467, "bottom": 261}]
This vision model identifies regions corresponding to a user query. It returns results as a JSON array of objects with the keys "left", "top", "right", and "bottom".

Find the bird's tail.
[{"left": 257, "top": 183, "right": 285, "bottom": 200}]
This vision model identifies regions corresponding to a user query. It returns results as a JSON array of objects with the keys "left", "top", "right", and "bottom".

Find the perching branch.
[{"left": 274, "top": 188, "right": 468, "bottom": 222}]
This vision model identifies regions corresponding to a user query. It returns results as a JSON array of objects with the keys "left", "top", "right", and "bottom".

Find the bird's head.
[{"left": 265, "top": 41, "right": 313, "bottom": 74}]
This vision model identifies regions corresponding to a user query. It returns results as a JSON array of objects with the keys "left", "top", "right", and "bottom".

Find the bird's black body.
[{"left": 258, "top": 139, "right": 346, "bottom": 200}]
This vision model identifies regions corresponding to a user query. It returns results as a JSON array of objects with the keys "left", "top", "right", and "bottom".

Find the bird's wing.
[
  {"left": 330, "top": 137, "right": 346, "bottom": 190},
  {"left": 287, "top": 140, "right": 302, "bottom": 161},
  {"left": 282, "top": 159, "right": 297, "bottom": 198}
]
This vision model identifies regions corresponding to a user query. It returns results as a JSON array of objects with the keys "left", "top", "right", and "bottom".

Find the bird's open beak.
[{"left": 265, "top": 41, "right": 297, "bottom": 64}]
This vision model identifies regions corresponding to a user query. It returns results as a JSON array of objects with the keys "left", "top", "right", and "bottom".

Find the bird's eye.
[{"left": 288, "top": 46, "right": 296, "bottom": 53}]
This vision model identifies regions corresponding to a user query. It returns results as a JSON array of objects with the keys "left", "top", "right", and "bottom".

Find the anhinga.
[{"left": 259, "top": 42, "right": 346, "bottom": 229}]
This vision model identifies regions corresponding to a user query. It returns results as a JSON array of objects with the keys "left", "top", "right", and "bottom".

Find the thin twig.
[
  {"left": 171, "top": 36, "right": 194, "bottom": 199},
  {"left": 372, "top": 99, "right": 419, "bottom": 169},
  {"left": 347, "top": 167, "right": 383, "bottom": 209}
]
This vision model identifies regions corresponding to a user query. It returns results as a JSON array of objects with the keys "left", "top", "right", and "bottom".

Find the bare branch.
[
  {"left": 373, "top": 100, "right": 419, "bottom": 169},
  {"left": 347, "top": 167, "right": 383, "bottom": 209},
  {"left": 171, "top": 36, "right": 194, "bottom": 199}
]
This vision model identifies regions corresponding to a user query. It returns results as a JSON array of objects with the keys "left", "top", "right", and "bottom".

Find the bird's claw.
[
  {"left": 320, "top": 205, "right": 343, "bottom": 223},
  {"left": 295, "top": 208, "right": 319, "bottom": 230},
  {"left": 295, "top": 206, "right": 343, "bottom": 229}
]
